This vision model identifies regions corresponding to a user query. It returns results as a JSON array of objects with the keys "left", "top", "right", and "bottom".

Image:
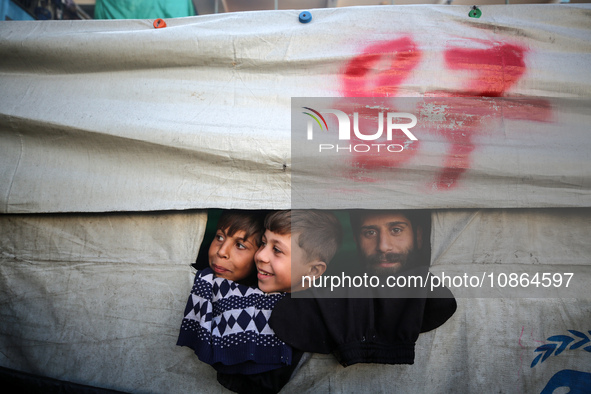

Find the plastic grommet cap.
[
  {"left": 468, "top": 7, "right": 482, "bottom": 18},
  {"left": 153, "top": 18, "right": 167, "bottom": 28},
  {"left": 299, "top": 11, "right": 312, "bottom": 24}
]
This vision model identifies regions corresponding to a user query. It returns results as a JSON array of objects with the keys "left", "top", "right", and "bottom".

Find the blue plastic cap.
[{"left": 299, "top": 11, "right": 312, "bottom": 24}]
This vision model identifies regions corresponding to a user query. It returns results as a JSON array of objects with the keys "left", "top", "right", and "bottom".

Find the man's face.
[{"left": 356, "top": 212, "right": 420, "bottom": 276}]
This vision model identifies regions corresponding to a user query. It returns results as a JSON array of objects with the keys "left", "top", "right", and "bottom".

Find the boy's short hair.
[
  {"left": 217, "top": 210, "right": 266, "bottom": 246},
  {"left": 265, "top": 210, "right": 343, "bottom": 264}
]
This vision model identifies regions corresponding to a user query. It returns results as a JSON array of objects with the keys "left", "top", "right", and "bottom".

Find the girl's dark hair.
[{"left": 217, "top": 210, "right": 266, "bottom": 246}]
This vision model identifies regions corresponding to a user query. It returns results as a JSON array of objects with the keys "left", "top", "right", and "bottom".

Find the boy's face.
[
  {"left": 255, "top": 230, "right": 312, "bottom": 293},
  {"left": 208, "top": 227, "right": 258, "bottom": 282},
  {"left": 255, "top": 230, "right": 292, "bottom": 293}
]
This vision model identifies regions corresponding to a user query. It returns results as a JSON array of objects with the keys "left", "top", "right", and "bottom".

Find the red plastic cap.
[{"left": 153, "top": 18, "right": 167, "bottom": 29}]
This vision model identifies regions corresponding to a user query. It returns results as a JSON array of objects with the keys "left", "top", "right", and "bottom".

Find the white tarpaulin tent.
[{"left": 1, "top": 4, "right": 590, "bottom": 393}]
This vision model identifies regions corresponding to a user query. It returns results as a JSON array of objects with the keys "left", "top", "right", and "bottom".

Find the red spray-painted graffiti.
[
  {"left": 444, "top": 41, "right": 526, "bottom": 97},
  {"left": 339, "top": 37, "right": 552, "bottom": 190},
  {"left": 342, "top": 37, "right": 421, "bottom": 98}
]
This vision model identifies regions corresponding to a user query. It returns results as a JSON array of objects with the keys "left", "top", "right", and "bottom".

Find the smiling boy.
[{"left": 255, "top": 210, "right": 343, "bottom": 293}]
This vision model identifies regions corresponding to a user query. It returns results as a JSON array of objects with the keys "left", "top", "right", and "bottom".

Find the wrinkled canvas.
[{"left": 1, "top": 4, "right": 590, "bottom": 394}]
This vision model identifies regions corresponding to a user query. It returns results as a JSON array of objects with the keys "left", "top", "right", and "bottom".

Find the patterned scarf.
[{"left": 177, "top": 268, "right": 292, "bottom": 374}]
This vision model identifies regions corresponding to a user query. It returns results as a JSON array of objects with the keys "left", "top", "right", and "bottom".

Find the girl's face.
[{"left": 208, "top": 227, "right": 258, "bottom": 282}]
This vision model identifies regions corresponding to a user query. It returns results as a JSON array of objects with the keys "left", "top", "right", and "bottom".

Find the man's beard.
[{"left": 363, "top": 248, "right": 419, "bottom": 277}]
